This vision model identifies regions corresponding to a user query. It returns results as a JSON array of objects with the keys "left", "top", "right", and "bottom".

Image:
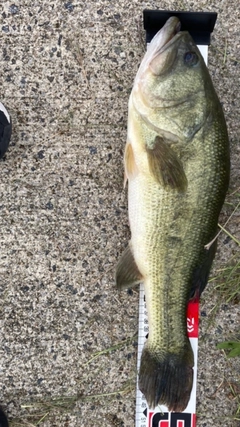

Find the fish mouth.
[
  {"left": 148, "top": 17, "right": 182, "bottom": 57},
  {"left": 135, "top": 17, "right": 182, "bottom": 80},
  {"left": 156, "top": 17, "right": 182, "bottom": 53}
]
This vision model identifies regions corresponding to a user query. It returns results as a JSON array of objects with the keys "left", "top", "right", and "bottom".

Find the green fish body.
[{"left": 116, "top": 17, "right": 230, "bottom": 412}]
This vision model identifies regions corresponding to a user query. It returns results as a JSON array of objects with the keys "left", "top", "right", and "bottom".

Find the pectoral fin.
[
  {"left": 124, "top": 141, "right": 138, "bottom": 186},
  {"left": 146, "top": 136, "right": 187, "bottom": 192},
  {"left": 115, "top": 243, "right": 143, "bottom": 290}
]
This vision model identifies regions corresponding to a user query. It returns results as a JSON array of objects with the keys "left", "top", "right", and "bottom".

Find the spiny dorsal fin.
[
  {"left": 146, "top": 136, "right": 188, "bottom": 192},
  {"left": 124, "top": 141, "right": 138, "bottom": 186},
  {"left": 115, "top": 243, "right": 143, "bottom": 290}
]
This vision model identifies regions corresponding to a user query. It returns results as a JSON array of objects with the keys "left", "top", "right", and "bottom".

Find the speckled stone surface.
[{"left": 0, "top": 1, "right": 239, "bottom": 426}]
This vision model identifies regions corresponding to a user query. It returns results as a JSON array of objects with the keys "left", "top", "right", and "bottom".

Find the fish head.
[{"left": 132, "top": 17, "right": 214, "bottom": 141}]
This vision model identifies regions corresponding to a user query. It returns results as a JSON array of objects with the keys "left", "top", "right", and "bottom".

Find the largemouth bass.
[{"left": 116, "top": 17, "right": 230, "bottom": 412}]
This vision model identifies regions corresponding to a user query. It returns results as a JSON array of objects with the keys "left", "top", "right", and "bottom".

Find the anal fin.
[{"left": 115, "top": 243, "right": 143, "bottom": 290}]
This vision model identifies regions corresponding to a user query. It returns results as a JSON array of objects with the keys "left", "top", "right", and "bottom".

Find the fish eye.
[{"left": 184, "top": 51, "right": 199, "bottom": 66}]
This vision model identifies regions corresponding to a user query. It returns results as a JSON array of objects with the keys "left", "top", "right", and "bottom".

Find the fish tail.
[{"left": 139, "top": 345, "right": 193, "bottom": 412}]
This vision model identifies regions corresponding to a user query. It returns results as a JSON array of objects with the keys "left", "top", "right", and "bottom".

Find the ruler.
[
  {"left": 136, "top": 284, "right": 199, "bottom": 427},
  {"left": 135, "top": 11, "right": 214, "bottom": 427}
]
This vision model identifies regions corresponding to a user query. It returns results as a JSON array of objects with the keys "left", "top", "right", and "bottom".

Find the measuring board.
[
  {"left": 136, "top": 285, "right": 199, "bottom": 427},
  {"left": 135, "top": 10, "right": 217, "bottom": 427}
]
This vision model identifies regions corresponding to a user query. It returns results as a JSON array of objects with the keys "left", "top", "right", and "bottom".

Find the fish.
[{"left": 115, "top": 16, "right": 230, "bottom": 412}]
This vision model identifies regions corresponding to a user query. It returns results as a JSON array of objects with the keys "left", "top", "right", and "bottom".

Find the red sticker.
[
  {"left": 187, "top": 302, "right": 199, "bottom": 338},
  {"left": 192, "top": 414, "right": 197, "bottom": 427},
  {"left": 148, "top": 411, "right": 154, "bottom": 426}
]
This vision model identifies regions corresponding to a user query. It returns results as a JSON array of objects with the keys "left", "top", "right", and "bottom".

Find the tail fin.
[{"left": 139, "top": 346, "right": 194, "bottom": 412}]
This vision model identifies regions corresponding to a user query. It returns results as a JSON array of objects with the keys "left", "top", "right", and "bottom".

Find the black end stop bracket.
[{"left": 143, "top": 10, "right": 217, "bottom": 45}]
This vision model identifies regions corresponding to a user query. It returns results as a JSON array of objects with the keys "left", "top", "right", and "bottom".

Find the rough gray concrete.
[{"left": 0, "top": 1, "right": 239, "bottom": 426}]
